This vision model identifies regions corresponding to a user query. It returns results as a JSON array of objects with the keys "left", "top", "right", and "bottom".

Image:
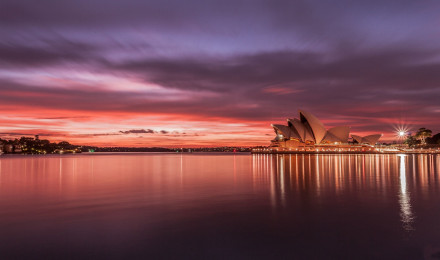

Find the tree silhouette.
[
  {"left": 415, "top": 128, "right": 432, "bottom": 145},
  {"left": 404, "top": 135, "right": 419, "bottom": 147}
]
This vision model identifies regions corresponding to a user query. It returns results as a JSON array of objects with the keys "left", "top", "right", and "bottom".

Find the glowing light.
[
  {"left": 395, "top": 127, "right": 409, "bottom": 139},
  {"left": 398, "top": 154, "right": 414, "bottom": 231},
  {"left": 393, "top": 123, "right": 411, "bottom": 140}
]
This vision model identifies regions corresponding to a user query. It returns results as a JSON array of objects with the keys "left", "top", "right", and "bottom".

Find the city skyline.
[{"left": 1, "top": 0, "right": 440, "bottom": 147}]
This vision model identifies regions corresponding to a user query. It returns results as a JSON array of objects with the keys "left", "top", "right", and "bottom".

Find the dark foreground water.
[{"left": 0, "top": 153, "right": 440, "bottom": 259}]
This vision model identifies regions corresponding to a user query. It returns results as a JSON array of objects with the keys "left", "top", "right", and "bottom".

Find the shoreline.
[{"left": 252, "top": 150, "right": 440, "bottom": 155}]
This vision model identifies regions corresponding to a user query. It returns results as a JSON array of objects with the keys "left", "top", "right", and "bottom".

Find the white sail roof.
[
  {"left": 289, "top": 118, "right": 314, "bottom": 142},
  {"left": 352, "top": 134, "right": 382, "bottom": 145},
  {"left": 299, "top": 110, "right": 327, "bottom": 144},
  {"left": 324, "top": 126, "right": 350, "bottom": 143},
  {"left": 272, "top": 124, "right": 301, "bottom": 140},
  {"left": 271, "top": 110, "right": 381, "bottom": 146}
]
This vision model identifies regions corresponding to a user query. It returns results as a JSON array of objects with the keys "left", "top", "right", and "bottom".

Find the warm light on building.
[{"left": 269, "top": 110, "right": 381, "bottom": 150}]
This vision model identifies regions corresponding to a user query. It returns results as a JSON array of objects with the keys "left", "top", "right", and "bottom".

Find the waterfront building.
[
  {"left": 4, "top": 144, "right": 14, "bottom": 153},
  {"left": 268, "top": 110, "right": 382, "bottom": 152}
]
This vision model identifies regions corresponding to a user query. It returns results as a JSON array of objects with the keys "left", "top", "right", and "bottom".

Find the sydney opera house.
[{"left": 264, "top": 110, "right": 382, "bottom": 153}]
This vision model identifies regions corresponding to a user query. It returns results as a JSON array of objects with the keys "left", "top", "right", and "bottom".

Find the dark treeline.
[
  {"left": 0, "top": 136, "right": 253, "bottom": 154},
  {"left": 84, "top": 147, "right": 173, "bottom": 152},
  {"left": 0, "top": 136, "right": 79, "bottom": 154},
  {"left": 404, "top": 128, "right": 440, "bottom": 147},
  {"left": 81, "top": 146, "right": 252, "bottom": 153}
]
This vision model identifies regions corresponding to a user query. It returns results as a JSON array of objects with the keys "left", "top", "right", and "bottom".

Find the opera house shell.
[
  {"left": 271, "top": 110, "right": 381, "bottom": 148},
  {"left": 352, "top": 134, "right": 382, "bottom": 145}
]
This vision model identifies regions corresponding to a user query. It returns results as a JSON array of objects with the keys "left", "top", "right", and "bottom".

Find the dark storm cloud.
[
  {"left": 0, "top": 132, "right": 62, "bottom": 137},
  {"left": 100, "top": 45, "right": 440, "bottom": 133},
  {"left": 110, "top": 47, "right": 440, "bottom": 93},
  {"left": 118, "top": 129, "right": 181, "bottom": 135},
  {"left": 38, "top": 116, "right": 90, "bottom": 120},
  {"left": 2, "top": 0, "right": 439, "bottom": 55},
  {"left": 119, "top": 129, "right": 155, "bottom": 134},
  {"left": 0, "top": 0, "right": 197, "bottom": 28},
  {"left": 1, "top": 0, "right": 440, "bottom": 135},
  {"left": 108, "top": 51, "right": 320, "bottom": 91},
  {"left": 0, "top": 132, "right": 29, "bottom": 136},
  {"left": 0, "top": 77, "right": 272, "bottom": 121},
  {"left": 2, "top": 0, "right": 437, "bottom": 31},
  {"left": 0, "top": 38, "right": 98, "bottom": 67},
  {"left": 107, "top": 47, "right": 440, "bottom": 118},
  {"left": 1, "top": 41, "right": 440, "bottom": 126}
]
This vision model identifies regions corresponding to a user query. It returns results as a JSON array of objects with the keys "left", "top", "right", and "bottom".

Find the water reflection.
[
  {"left": 398, "top": 154, "right": 414, "bottom": 231},
  {"left": 252, "top": 154, "right": 440, "bottom": 231},
  {"left": 0, "top": 153, "right": 440, "bottom": 258}
]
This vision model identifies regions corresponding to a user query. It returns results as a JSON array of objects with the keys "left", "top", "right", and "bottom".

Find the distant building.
[
  {"left": 14, "top": 145, "right": 22, "bottom": 153},
  {"left": 4, "top": 144, "right": 14, "bottom": 153}
]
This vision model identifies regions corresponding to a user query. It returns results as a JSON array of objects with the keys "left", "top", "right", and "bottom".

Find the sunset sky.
[{"left": 1, "top": 0, "right": 440, "bottom": 147}]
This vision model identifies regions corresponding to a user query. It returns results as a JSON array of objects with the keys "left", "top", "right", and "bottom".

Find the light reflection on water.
[
  {"left": 252, "top": 154, "right": 439, "bottom": 233},
  {"left": 398, "top": 154, "right": 414, "bottom": 231},
  {"left": 0, "top": 153, "right": 439, "bottom": 259}
]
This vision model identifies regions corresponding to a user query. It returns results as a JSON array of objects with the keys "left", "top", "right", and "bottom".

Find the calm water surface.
[{"left": 0, "top": 153, "right": 440, "bottom": 259}]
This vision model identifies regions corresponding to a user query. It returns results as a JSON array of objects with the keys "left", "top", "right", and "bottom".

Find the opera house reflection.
[{"left": 252, "top": 153, "right": 440, "bottom": 231}]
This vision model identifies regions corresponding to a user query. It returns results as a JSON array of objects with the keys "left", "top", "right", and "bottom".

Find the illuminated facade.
[{"left": 269, "top": 110, "right": 382, "bottom": 152}]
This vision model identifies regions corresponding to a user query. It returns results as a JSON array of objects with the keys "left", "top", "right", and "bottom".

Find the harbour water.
[{"left": 0, "top": 153, "right": 439, "bottom": 259}]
